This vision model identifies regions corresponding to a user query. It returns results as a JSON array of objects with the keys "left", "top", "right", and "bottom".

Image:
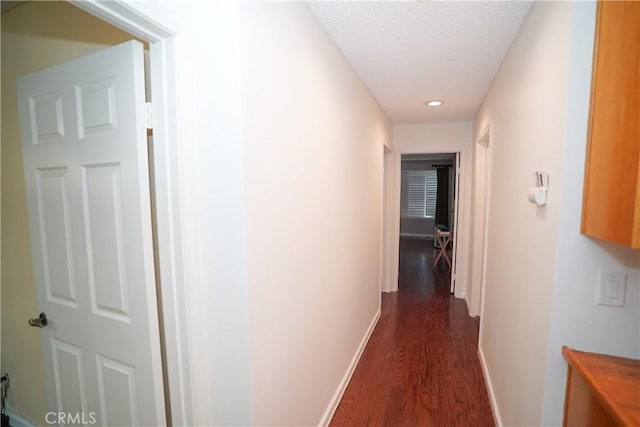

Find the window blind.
[
  {"left": 407, "top": 171, "right": 426, "bottom": 217},
  {"left": 405, "top": 169, "right": 437, "bottom": 218}
]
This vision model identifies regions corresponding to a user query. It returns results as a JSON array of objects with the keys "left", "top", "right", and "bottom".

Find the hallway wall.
[
  {"left": 540, "top": 2, "right": 640, "bottom": 424},
  {"left": 473, "top": 1, "right": 639, "bottom": 424},
  {"left": 474, "top": 2, "right": 572, "bottom": 424},
  {"left": 241, "top": 3, "right": 392, "bottom": 425},
  {"left": 475, "top": 1, "right": 640, "bottom": 424}
]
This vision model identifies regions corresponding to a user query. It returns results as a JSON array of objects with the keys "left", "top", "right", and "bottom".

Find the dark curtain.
[{"left": 435, "top": 166, "right": 449, "bottom": 229}]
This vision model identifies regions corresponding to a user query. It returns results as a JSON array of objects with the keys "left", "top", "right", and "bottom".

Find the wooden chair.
[{"left": 434, "top": 229, "right": 453, "bottom": 269}]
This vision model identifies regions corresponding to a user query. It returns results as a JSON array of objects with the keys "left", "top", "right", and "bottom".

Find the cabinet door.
[{"left": 581, "top": 1, "right": 640, "bottom": 248}]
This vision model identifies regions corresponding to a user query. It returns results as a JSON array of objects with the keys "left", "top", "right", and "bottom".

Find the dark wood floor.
[{"left": 330, "top": 238, "right": 495, "bottom": 427}]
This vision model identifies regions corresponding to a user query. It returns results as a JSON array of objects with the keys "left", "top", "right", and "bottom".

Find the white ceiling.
[{"left": 309, "top": 1, "right": 532, "bottom": 124}]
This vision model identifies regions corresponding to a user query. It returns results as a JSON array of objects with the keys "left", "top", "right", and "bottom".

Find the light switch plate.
[{"left": 596, "top": 272, "right": 627, "bottom": 307}]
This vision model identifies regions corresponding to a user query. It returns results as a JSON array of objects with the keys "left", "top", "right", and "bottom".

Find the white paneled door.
[{"left": 17, "top": 41, "right": 166, "bottom": 426}]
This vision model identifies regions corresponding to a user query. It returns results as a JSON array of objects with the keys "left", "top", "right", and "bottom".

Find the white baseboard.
[
  {"left": 318, "top": 308, "right": 381, "bottom": 427},
  {"left": 478, "top": 344, "right": 503, "bottom": 427},
  {"left": 5, "top": 409, "right": 37, "bottom": 427},
  {"left": 464, "top": 293, "right": 472, "bottom": 315}
]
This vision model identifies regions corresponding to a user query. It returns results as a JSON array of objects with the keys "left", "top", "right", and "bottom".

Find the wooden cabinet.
[
  {"left": 562, "top": 346, "right": 640, "bottom": 426},
  {"left": 581, "top": 1, "right": 640, "bottom": 248}
]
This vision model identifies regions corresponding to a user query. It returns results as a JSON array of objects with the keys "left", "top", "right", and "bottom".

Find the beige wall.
[
  {"left": 241, "top": 3, "right": 392, "bottom": 425},
  {"left": 1, "top": 3, "right": 137, "bottom": 424},
  {"left": 474, "top": 2, "right": 572, "bottom": 425}
]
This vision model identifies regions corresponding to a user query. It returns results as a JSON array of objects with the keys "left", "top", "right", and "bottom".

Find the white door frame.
[
  {"left": 381, "top": 150, "right": 396, "bottom": 293},
  {"left": 69, "top": 2, "right": 206, "bottom": 425},
  {"left": 475, "top": 124, "right": 492, "bottom": 326},
  {"left": 450, "top": 153, "right": 461, "bottom": 294},
  {"left": 384, "top": 148, "right": 470, "bottom": 300}
]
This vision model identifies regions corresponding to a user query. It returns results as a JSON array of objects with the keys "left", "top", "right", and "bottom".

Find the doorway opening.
[
  {"left": 398, "top": 153, "right": 459, "bottom": 294},
  {"left": 7, "top": 5, "right": 168, "bottom": 426}
]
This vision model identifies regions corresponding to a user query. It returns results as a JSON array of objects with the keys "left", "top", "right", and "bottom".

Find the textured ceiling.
[{"left": 309, "top": 1, "right": 532, "bottom": 124}]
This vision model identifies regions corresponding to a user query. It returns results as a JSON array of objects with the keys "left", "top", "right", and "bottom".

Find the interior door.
[{"left": 17, "top": 40, "right": 165, "bottom": 426}]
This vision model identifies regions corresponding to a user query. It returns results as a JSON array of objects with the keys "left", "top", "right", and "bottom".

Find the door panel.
[
  {"left": 51, "top": 339, "right": 88, "bottom": 416},
  {"left": 35, "top": 167, "right": 78, "bottom": 308},
  {"left": 28, "top": 91, "right": 66, "bottom": 145},
  {"left": 96, "top": 355, "right": 138, "bottom": 426},
  {"left": 82, "top": 163, "right": 130, "bottom": 322},
  {"left": 76, "top": 77, "right": 118, "bottom": 139},
  {"left": 17, "top": 40, "right": 165, "bottom": 426}
]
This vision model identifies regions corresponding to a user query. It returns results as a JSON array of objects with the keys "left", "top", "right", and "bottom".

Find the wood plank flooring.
[{"left": 330, "top": 238, "right": 495, "bottom": 427}]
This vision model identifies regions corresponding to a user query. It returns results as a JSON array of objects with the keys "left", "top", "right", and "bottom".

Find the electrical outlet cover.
[{"left": 596, "top": 272, "right": 627, "bottom": 307}]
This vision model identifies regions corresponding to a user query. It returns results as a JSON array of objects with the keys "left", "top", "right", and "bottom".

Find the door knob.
[{"left": 28, "top": 312, "right": 48, "bottom": 328}]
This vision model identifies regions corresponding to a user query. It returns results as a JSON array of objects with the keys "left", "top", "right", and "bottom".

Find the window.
[{"left": 401, "top": 169, "right": 437, "bottom": 218}]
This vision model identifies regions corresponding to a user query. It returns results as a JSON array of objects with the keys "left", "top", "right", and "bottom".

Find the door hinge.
[{"left": 145, "top": 102, "right": 153, "bottom": 129}]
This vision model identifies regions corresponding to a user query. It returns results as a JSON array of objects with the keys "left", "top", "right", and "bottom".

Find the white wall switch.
[{"left": 596, "top": 272, "right": 627, "bottom": 307}]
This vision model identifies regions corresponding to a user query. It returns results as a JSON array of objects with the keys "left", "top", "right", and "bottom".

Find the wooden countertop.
[{"left": 562, "top": 346, "right": 640, "bottom": 426}]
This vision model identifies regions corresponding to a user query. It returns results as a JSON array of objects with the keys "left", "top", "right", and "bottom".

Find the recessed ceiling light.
[{"left": 426, "top": 100, "right": 444, "bottom": 107}]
